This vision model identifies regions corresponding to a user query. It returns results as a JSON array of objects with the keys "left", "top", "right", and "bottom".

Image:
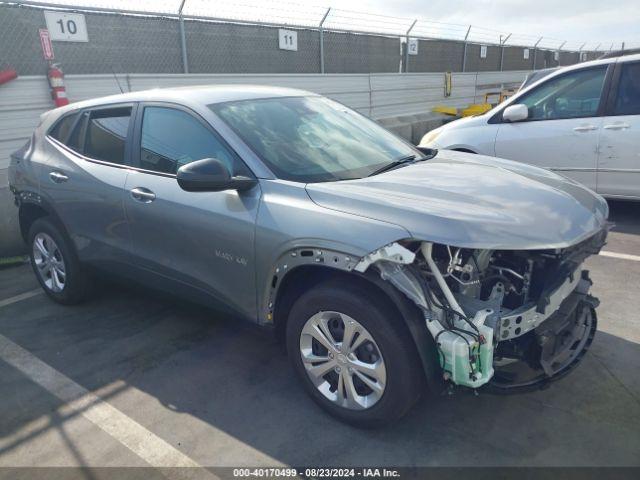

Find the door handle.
[
  {"left": 130, "top": 187, "right": 156, "bottom": 203},
  {"left": 573, "top": 125, "right": 597, "bottom": 132},
  {"left": 49, "top": 171, "right": 69, "bottom": 183},
  {"left": 603, "top": 123, "right": 630, "bottom": 130}
]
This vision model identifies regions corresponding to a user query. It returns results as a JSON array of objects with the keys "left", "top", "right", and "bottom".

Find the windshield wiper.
[{"left": 367, "top": 154, "right": 424, "bottom": 177}]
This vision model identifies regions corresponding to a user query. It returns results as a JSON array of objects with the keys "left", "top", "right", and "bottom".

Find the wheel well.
[
  {"left": 273, "top": 265, "right": 347, "bottom": 343},
  {"left": 273, "top": 266, "right": 405, "bottom": 343},
  {"left": 273, "top": 264, "right": 440, "bottom": 390},
  {"left": 18, "top": 203, "right": 49, "bottom": 242}
]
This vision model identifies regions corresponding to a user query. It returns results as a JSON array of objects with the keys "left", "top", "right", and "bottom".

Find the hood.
[
  {"left": 305, "top": 151, "right": 609, "bottom": 250},
  {"left": 443, "top": 114, "right": 488, "bottom": 129},
  {"left": 423, "top": 115, "right": 489, "bottom": 146}
]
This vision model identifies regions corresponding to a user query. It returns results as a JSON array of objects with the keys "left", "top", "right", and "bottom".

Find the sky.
[
  {"left": 359, "top": 0, "right": 639, "bottom": 48},
  {"left": 27, "top": 0, "right": 640, "bottom": 50}
]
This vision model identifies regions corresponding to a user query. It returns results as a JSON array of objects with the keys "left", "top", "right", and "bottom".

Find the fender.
[
  {"left": 262, "top": 244, "right": 361, "bottom": 324},
  {"left": 14, "top": 189, "right": 68, "bottom": 242}
]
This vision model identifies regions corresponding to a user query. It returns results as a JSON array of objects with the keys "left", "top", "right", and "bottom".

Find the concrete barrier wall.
[{"left": 0, "top": 70, "right": 528, "bottom": 256}]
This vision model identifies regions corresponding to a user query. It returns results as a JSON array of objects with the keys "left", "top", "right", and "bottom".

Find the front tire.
[
  {"left": 28, "top": 217, "right": 89, "bottom": 305},
  {"left": 286, "top": 280, "right": 423, "bottom": 427}
]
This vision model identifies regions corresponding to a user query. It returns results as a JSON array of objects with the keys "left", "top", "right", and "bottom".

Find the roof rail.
[{"left": 598, "top": 48, "right": 640, "bottom": 59}]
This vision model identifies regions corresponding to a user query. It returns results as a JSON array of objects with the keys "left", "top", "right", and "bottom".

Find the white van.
[{"left": 420, "top": 52, "right": 640, "bottom": 200}]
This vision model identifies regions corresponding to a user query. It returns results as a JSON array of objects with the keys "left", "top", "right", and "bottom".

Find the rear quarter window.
[{"left": 49, "top": 112, "right": 79, "bottom": 143}]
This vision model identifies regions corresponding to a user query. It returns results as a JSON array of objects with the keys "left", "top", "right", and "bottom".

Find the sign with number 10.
[{"left": 44, "top": 11, "right": 89, "bottom": 42}]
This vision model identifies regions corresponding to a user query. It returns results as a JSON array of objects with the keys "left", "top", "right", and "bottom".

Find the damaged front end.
[{"left": 354, "top": 228, "right": 608, "bottom": 392}]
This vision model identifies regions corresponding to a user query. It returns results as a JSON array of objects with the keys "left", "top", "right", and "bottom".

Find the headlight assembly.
[{"left": 420, "top": 128, "right": 442, "bottom": 146}]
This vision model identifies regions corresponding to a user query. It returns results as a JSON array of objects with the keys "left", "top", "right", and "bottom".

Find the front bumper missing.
[
  {"left": 497, "top": 267, "right": 584, "bottom": 341},
  {"left": 486, "top": 274, "right": 598, "bottom": 393}
]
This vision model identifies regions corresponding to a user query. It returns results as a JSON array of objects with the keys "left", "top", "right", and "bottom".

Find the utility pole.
[{"left": 319, "top": 8, "right": 331, "bottom": 74}]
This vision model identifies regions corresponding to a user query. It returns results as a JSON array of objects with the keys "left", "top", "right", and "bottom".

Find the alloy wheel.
[
  {"left": 33, "top": 232, "right": 66, "bottom": 292},
  {"left": 299, "top": 311, "right": 387, "bottom": 410}
]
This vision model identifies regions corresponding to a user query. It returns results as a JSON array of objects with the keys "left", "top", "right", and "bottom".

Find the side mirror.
[
  {"left": 416, "top": 146, "right": 437, "bottom": 157},
  {"left": 502, "top": 104, "right": 529, "bottom": 123},
  {"left": 176, "top": 158, "right": 256, "bottom": 193}
]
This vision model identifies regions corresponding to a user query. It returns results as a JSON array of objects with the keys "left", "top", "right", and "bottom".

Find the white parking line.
[
  {"left": 0, "top": 289, "right": 42, "bottom": 309},
  {"left": 599, "top": 251, "right": 640, "bottom": 262},
  {"left": 0, "top": 334, "right": 217, "bottom": 478}
]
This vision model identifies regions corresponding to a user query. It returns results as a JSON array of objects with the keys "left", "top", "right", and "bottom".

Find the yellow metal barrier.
[{"left": 433, "top": 88, "right": 516, "bottom": 118}]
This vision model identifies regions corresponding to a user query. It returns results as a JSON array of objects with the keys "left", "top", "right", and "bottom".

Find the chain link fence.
[{"left": 0, "top": 0, "right": 636, "bottom": 76}]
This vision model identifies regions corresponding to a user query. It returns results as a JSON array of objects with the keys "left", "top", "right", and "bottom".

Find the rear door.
[
  {"left": 41, "top": 104, "right": 135, "bottom": 265},
  {"left": 124, "top": 103, "right": 261, "bottom": 319},
  {"left": 597, "top": 60, "right": 640, "bottom": 198},
  {"left": 494, "top": 65, "right": 611, "bottom": 190}
]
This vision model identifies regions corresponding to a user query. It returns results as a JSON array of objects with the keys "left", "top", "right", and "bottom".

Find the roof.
[
  {"left": 598, "top": 48, "right": 640, "bottom": 60},
  {"left": 63, "top": 84, "right": 316, "bottom": 112},
  {"left": 516, "top": 53, "right": 640, "bottom": 94}
]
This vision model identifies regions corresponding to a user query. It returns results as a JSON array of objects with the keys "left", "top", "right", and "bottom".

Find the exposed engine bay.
[{"left": 355, "top": 228, "right": 608, "bottom": 391}]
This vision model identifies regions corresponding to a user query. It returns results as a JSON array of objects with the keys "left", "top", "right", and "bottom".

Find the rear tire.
[
  {"left": 286, "top": 279, "right": 423, "bottom": 427},
  {"left": 28, "top": 217, "right": 90, "bottom": 305}
]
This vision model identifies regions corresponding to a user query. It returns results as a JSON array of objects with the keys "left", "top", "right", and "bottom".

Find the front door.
[
  {"left": 124, "top": 103, "right": 260, "bottom": 319},
  {"left": 597, "top": 61, "right": 640, "bottom": 198},
  {"left": 494, "top": 65, "right": 610, "bottom": 190}
]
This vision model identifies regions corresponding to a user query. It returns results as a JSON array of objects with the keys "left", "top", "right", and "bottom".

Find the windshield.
[{"left": 210, "top": 96, "right": 422, "bottom": 182}]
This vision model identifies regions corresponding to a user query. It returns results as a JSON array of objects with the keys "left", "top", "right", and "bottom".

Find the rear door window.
[
  {"left": 613, "top": 62, "right": 640, "bottom": 116},
  {"left": 83, "top": 107, "right": 132, "bottom": 164}
]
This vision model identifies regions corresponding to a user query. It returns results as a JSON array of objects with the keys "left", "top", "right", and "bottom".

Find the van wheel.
[
  {"left": 28, "top": 217, "right": 89, "bottom": 305},
  {"left": 286, "top": 280, "right": 423, "bottom": 427}
]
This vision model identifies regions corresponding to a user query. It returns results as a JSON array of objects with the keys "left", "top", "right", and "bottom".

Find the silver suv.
[{"left": 9, "top": 86, "right": 609, "bottom": 427}]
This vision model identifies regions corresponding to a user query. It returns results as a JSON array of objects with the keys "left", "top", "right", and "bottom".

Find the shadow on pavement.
[
  {"left": 607, "top": 200, "right": 639, "bottom": 236},
  {"left": 1, "top": 269, "right": 639, "bottom": 467}
]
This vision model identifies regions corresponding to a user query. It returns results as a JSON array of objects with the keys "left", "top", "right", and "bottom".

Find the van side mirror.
[
  {"left": 176, "top": 158, "right": 256, "bottom": 193},
  {"left": 502, "top": 104, "right": 529, "bottom": 122}
]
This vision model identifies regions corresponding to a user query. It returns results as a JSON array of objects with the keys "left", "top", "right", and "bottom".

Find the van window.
[
  {"left": 83, "top": 107, "right": 132, "bottom": 164},
  {"left": 614, "top": 63, "right": 640, "bottom": 116},
  {"left": 517, "top": 67, "right": 607, "bottom": 121}
]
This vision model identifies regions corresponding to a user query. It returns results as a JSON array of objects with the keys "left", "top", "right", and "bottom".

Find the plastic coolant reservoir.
[{"left": 438, "top": 322, "right": 494, "bottom": 389}]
